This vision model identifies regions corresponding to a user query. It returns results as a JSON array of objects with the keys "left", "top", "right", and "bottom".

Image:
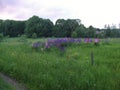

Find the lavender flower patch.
[
  {"left": 32, "top": 38, "right": 101, "bottom": 52},
  {"left": 43, "top": 38, "right": 82, "bottom": 52},
  {"left": 74, "top": 38, "right": 82, "bottom": 43},
  {"left": 84, "top": 38, "right": 92, "bottom": 43},
  {"left": 32, "top": 42, "right": 43, "bottom": 51}
]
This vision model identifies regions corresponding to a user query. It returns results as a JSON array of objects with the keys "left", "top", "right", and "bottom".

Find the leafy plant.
[
  {"left": 32, "top": 33, "right": 37, "bottom": 39},
  {"left": 18, "top": 34, "right": 27, "bottom": 42}
]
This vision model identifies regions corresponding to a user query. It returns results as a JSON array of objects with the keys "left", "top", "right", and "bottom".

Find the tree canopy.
[
  {"left": 25, "top": 15, "right": 54, "bottom": 37},
  {"left": 0, "top": 15, "right": 120, "bottom": 38}
]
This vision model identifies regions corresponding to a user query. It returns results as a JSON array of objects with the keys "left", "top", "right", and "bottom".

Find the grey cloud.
[
  {"left": 2, "top": 0, "right": 19, "bottom": 6},
  {"left": 0, "top": 0, "right": 22, "bottom": 12},
  {"left": 0, "top": 0, "right": 72, "bottom": 22},
  {"left": 0, "top": 0, "right": 4, "bottom": 10}
]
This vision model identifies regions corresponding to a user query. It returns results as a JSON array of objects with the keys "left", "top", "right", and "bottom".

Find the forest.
[{"left": 0, "top": 15, "right": 120, "bottom": 38}]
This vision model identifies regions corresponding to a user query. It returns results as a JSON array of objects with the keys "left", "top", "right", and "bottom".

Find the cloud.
[
  {"left": 0, "top": 0, "right": 5, "bottom": 11},
  {"left": 0, "top": 0, "right": 20, "bottom": 10},
  {"left": 0, "top": 0, "right": 120, "bottom": 28},
  {"left": 0, "top": 0, "right": 78, "bottom": 21},
  {"left": 0, "top": 0, "right": 23, "bottom": 20}
]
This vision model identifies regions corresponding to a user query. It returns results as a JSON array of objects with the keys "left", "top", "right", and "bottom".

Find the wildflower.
[
  {"left": 69, "top": 38, "right": 75, "bottom": 43},
  {"left": 75, "top": 38, "right": 81, "bottom": 43},
  {"left": 45, "top": 42, "right": 50, "bottom": 49},
  {"left": 33, "top": 42, "right": 42, "bottom": 48},
  {"left": 94, "top": 38, "right": 100, "bottom": 45},
  {"left": 84, "top": 38, "right": 91, "bottom": 43},
  {"left": 32, "top": 42, "right": 43, "bottom": 51}
]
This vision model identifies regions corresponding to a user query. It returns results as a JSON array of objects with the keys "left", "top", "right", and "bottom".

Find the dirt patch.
[{"left": 0, "top": 72, "right": 27, "bottom": 90}]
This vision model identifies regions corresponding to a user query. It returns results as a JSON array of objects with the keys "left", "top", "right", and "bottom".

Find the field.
[{"left": 0, "top": 38, "right": 120, "bottom": 90}]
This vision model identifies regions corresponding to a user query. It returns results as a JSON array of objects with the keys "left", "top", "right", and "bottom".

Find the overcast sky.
[{"left": 0, "top": 0, "right": 120, "bottom": 28}]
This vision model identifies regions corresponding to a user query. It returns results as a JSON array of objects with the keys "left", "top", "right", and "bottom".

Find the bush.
[
  {"left": 71, "top": 31, "right": 77, "bottom": 38},
  {"left": 32, "top": 33, "right": 37, "bottom": 39},
  {"left": 18, "top": 34, "right": 27, "bottom": 42}
]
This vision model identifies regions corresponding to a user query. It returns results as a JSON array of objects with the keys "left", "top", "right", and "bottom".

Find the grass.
[
  {"left": 0, "top": 38, "right": 120, "bottom": 90},
  {"left": 0, "top": 77, "right": 15, "bottom": 90}
]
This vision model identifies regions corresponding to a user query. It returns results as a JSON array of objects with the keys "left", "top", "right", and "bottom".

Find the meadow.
[{"left": 0, "top": 37, "right": 120, "bottom": 90}]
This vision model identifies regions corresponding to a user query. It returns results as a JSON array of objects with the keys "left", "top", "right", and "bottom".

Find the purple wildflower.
[
  {"left": 75, "top": 38, "right": 81, "bottom": 43},
  {"left": 32, "top": 42, "right": 43, "bottom": 51},
  {"left": 84, "top": 38, "right": 91, "bottom": 43},
  {"left": 33, "top": 42, "right": 42, "bottom": 48},
  {"left": 69, "top": 38, "right": 75, "bottom": 43},
  {"left": 94, "top": 38, "right": 100, "bottom": 43},
  {"left": 94, "top": 38, "right": 100, "bottom": 45},
  {"left": 45, "top": 42, "right": 50, "bottom": 49}
]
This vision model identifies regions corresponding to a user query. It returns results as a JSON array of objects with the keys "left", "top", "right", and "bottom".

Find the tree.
[
  {"left": 25, "top": 15, "right": 54, "bottom": 37},
  {"left": 105, "top": 28, "right": 111, "bottom": 37},
  {"left": 25, "top": 15, "right": 40, "bottom": 37},
  {"left": 53, "top": 19, "right": 66, "bottom": 37},
  {"left": 39, "top": 19, "right": 54, "bottom": 37},
  {"left": 12, "top": 21, "right": 25, "bottom": 37},
  {"left": 0, "top": 20, "right": 3, "bottom": 33},
  {"left": 1, "top": 20, "right": 25, "bottom": 37},
  {"left": 53, "top": 19, "right": 79, "bottom": 37},
  {"left": 74, "top": 24, "right": 87, "bottom": 37},
  {"left": 71, "top": 31, "right": 77, "bottom": 38},
  {"left": 64, "top": 19, "right": 79, "bottom": 37},
  {"left": 86, "top": 25, "right": 96, "bottom": 38}
]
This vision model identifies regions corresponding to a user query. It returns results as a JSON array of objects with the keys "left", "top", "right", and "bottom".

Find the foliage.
[
  {"left": 53, "top": 19, "right": 79, "bottom": 37},
  {"left": 74, "top": 24, "right": 87, "bottom": 37},
  {"left": 18, "top": 34, "right": 27, "bottom": 42},
  {"left": 0, "top": 33, "right": 4, "bottom": 42},
  {"left": 25, "top": 15, "right": 54, "bottom": 38},
  {"left": 1, "top": 20, "right": 25, "bottom": 37},
  {"left": 0, "top": 16, "right": 120, "bottom": 38},
  {"left": 87, "top": 26, "right": 96, "bottom": 37},
  {"left": 71, "top": 31, "right": 77, "bottom": 38},
  {"left": 32, "top": 33, "right": 37, "bottom": 39}
]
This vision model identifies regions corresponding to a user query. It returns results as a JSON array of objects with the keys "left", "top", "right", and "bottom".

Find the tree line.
[{"left": 0, "top": 15, "right": 120, "bottom": 38}]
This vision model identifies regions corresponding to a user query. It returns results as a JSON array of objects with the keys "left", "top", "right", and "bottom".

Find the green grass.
[
  {"left": 0, "top": 77, "right": 15, "bottom": 90},
  {"left": 0, "top": 38, "right": 120, "bottom": 90}
]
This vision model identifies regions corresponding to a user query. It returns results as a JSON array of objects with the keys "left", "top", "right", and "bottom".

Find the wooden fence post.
[{"left": 91, "top": 51, "right": 94, "bottom": 65}]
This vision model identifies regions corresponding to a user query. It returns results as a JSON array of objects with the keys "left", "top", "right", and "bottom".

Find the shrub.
[
  {"left": 71, "top": 31, "right": 77, "bottom": 38},
  {"left": 32, "top": 33, "right": 37, "bottom": 39},
  {"left": 18, "top": 34, "right": 27, "bottom": 42}
]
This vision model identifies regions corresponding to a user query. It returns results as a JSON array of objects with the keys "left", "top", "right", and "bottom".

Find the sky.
[{"left": 0, "top": 0, "right": 120, "bottom": 28}]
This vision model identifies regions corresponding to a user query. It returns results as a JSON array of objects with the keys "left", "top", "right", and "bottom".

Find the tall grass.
[{"left": 0, "top": 38, "right": 120, "bottom": 90}]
